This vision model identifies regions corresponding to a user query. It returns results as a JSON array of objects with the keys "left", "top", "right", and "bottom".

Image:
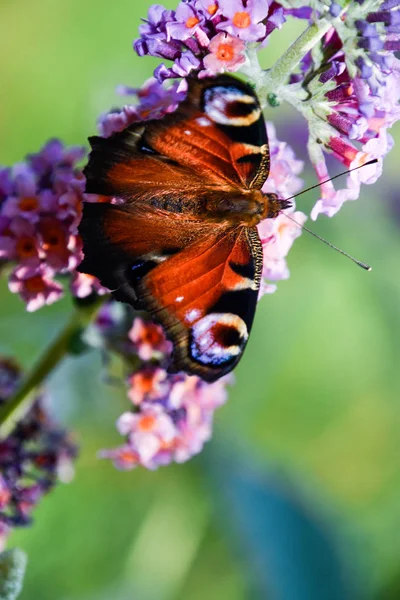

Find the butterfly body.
[{"left": 78, "top": 75, "right": 290, "bottom": 382}]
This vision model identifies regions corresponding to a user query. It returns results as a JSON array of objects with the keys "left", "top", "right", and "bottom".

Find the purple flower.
[
  {"left": 165, "top": 1, "right": 207, "bottom": 42},
  {"left": 0, "top": 140, "right": 106, "bottom": 310},
  {"left": 28, "top": 139, "right": 85, "bottom": 180},
  {"left": 155, "top": 50, "right": 201, "bottom": 81},
  {"left": 132, "top": 76, "right": 187, "bottom": 117},
  {"left": 216, "top": 0, "right": 270, "bottom": 42},
  {"left": 98, "top": 78, "right": 187, "bottom": 137},
  {"left": 0, "top": 218, "right": 40, "bottom": 270},
  {"left": 0, "top": 168, "right": 13, "bottom": 203},
  {"left": 312, "top": 55, "right": 400, "bottom": 218},
  {"left": 330, "top": 1, "right": 400, "bottom": 96},
  {"left": 98, "top": 106, "right": 140, "bottom": 138},
  {"left": 133, "top": 0, "right": 291, "bottom": 82},
  {"left": 0, "top": 357, "right": 77, "bottom": 548},
  {"left": 138, "top": 4, "right": 176, "bottom": 40}
]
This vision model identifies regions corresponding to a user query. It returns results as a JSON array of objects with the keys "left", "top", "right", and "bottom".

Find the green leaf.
[{"left": 0, "top": 548, "right": 28, "bottom": 600}]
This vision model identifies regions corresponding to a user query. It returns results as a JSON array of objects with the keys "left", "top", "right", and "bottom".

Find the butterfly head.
[{"left": 264, "top": 194, "right": 292, "bottom": 219}]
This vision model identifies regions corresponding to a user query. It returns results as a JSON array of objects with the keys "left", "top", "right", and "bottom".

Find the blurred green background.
[{"left": 1, "top": 1, "right": 400, "bottom": 599}]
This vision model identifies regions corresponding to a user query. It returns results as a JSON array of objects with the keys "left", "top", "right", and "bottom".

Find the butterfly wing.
[
  {"left": 84, "top": 74, "right": 271, "bottom": 207},
  {"left": 78, "top": 201, "right": 210, "bottom": 305},
  {"left": 78, "top": 202, "right": 262, "bottom": 381},
  {"left": 137, "top": 225, "right": 263, "bottom": 381}
]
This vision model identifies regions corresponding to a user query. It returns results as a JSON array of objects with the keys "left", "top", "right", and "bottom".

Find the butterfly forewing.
[{"left": 84, "top": 75, "right": 270, "bottom": 202}]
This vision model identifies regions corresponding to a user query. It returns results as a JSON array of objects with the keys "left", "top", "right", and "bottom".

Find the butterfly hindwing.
[{"left": 136, "top": 226, "right": 263, "bottom": 382}]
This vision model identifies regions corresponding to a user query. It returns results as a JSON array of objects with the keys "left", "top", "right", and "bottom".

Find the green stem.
[
  {"left": 262, "top": 19, "right": 332, "bottom": 95},
  {"left": 0, "top": 296, "right": 106, "bottom": 440}
]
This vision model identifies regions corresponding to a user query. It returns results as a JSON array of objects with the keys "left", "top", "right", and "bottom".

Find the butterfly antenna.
[
  {"left": 283, "top": 212, "right": 372, "bottom": 271},
  {"left": 284, "top": 158, "right": 379, "bottom": 203},
  {"left": 279, "top": 158, "right": 377, "bottom": 271}
]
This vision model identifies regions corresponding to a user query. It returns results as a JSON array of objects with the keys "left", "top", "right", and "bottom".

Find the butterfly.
[{"left": 78, "top": 74, "right": 291, "bottom": 382}]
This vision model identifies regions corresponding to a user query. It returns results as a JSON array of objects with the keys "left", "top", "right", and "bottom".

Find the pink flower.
[
  {"left": 98, "top": 446, "right": 140, "bottom": 471},
  {"left": 70, "top": 272, "right": 108, "bottom": 299},
  {"left": 117, "top": 406, "right": 177, "bottom": 468},
  {"left": 310, "top": 134, "right": 385, "bottom": 220},
  {"left": 127, "top": 367, "right": 170, "bottom": 405},
  {"left": 263, "top": 122, "right": 304, "bottom": 199},
  {"left": 258, "top": 210, "right": 307, "bottom": 298},
  {"left": 101, "top": 370, "right": 230, "bottom": 470},
  {"left": 200, "top": 32, "right": 246, "bottom": 77},
  {"left": 128, "top": 317, "right": 173, "bottom": 361},
  {"left": 255, "top": 121, "right": 305, "bottom": 297},
  {"left": 295, "top": 29, "right": 400, "bottom": 219},
  {"left": 168, "top": 373, "right": 230, "bottom": 411},
  {"left": 168, "top": 374, "right": 230, "bottom": 463},
  {"left": 9, "top": 268, "right": 63, "bottom": 312},
  {"left": 310, "top": 156, "right": 361, "bottom": 220}
]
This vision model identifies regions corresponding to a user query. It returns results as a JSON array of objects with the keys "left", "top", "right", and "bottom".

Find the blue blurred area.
[
  {"left": 208, "top": 454, "right": 358, "bottom": 600},
  {"left": 1, "top": 1, "right": 400, "bottom": 599}
]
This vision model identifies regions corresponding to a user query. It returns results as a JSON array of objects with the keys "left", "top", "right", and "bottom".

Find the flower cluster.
[
  {"left": 86, "top": 306, "right": 229, "bottom": 469},
  {"left": 0, "top": 140, "right": 106, "bottom": 311},
  {"left": 134, "top": 0, "right": 287, "bottom": 81},
  {"left": 0, "top": 358, "right": 77, "bottom": 548},
  {"left": 283, "top": 2, "right": 400, "bottom": 218},
  {"left": 101, "top": 371, "right": 229, "bottom": 470},
  {"left": 131, "top": 0, "right": 400, "bottom": 221}
]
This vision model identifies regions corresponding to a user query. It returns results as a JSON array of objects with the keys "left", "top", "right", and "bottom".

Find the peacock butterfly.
[{"left": 78, "top": 74, "right": 291, "bottom": 382}]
